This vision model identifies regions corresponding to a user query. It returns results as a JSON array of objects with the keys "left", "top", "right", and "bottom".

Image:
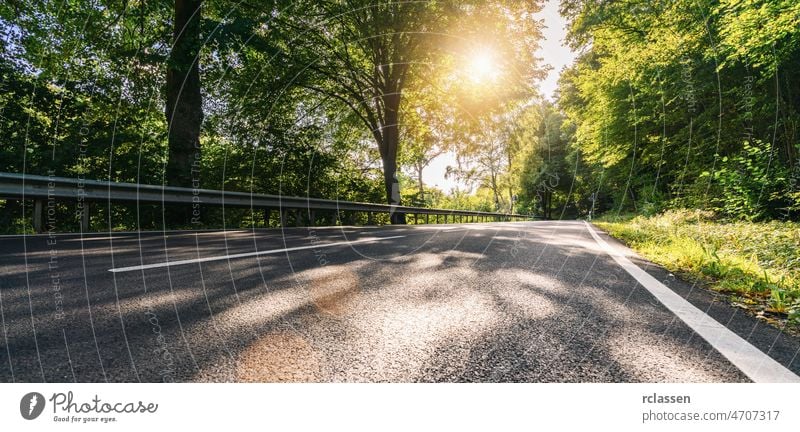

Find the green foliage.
[
  {"left": 716, "top": 0, "right": 800, "bottom": 71},
  {"left": 6, "top": 1, "right": 547, "bottom": 229},
  {"left": 596, "top": 209, "right": 800, "bottom": 327},
  {"left": 516, "top": 103, "right": 577, "bottom": 218},
  {"left": 559, "top": 0, "right": 800, "bottom": 221},
  {"left": 711, "top": 140, "right": 789, "bottom": 220}
]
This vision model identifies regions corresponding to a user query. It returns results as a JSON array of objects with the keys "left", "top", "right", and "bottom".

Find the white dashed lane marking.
[{"left": 108, "top": 235, "right": 406, "bottom": 273}]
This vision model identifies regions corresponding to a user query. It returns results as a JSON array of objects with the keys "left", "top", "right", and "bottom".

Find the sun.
[{"left": 467, "top": 48, "right": 499, "bottom": 83}]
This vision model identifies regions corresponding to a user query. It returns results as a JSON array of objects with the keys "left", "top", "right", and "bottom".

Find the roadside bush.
[{"left": 595, "top": 209, "right": 800, "bottom": 328}]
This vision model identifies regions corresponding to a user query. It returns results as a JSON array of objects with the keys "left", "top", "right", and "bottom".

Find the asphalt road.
[{"left": 1, "top": 221, "right": 798, "bottom": 382}]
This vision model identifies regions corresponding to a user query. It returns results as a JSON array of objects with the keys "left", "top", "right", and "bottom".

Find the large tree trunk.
[
  {"left": 381, "top": 91, "right": 406, "bottom": 224},
  {"left": 491, "top": 173, "right": 500, "bottom": 211},
  {"left": 417, "top": 163, "right": 425, "bottom": 199},
  {"left": 165, "top": 0, "right": 203, "bottom": 188},
  {"left": 507, "top": 148, "right": 515, "bottom": 214}
]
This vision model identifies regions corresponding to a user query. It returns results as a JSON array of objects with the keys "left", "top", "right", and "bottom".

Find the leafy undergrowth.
[{"left": 594, "top": 210, "right": 800, "bottom": 334}]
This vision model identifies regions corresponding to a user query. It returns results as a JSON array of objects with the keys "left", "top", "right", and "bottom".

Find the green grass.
[{"left": 594, "top": 209, "right": 800, "bottom": 328}]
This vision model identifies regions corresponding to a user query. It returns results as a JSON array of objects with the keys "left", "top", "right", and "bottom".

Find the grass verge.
[{"left": 594, "top": 209, "right": 800, "bottom": 332}]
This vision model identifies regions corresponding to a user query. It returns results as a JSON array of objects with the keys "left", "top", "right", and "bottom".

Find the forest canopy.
[
  {"left": 1, "top": 0, "right": 799, "bottom": 231},
  {"left": 557, "top": 0, "right": 800, "bottom": 220},
  {"left": 0, "top": 0, "right": 545, "bottom": 229}
]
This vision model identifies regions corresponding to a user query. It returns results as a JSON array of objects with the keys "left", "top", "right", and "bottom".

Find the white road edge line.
[
  {"left": 108, "top": 235, "right": 406, "bottom": 273},
  {"left": 584, "top": 221, "right": 800, "bottom": 383}
]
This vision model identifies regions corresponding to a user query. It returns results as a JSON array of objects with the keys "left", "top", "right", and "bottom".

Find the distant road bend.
[{"left": 1, "top": 221, "right": 799, "bottom": 382}]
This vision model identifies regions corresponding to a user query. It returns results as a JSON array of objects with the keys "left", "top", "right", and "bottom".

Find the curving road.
[{"left": 1, "top": 221, "right": 798, "bottom": 382}]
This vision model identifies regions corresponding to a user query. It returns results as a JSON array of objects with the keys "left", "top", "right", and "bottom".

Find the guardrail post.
[
  {"left": 308, "top": 210, "right": 316, "bottom": 227},
  {"left": 414, "top": 213, "right": 418, "bottom": 224},
  {"left": 80, "top": 202, "right": 90, "bottom": 232},
  {"left": 425, "top": 214, "right": 429, "bottom": 224},
  {"left": 367, "top": 212, "right": 374, "bottom": 225},
  {"left": 33, "top": 200, "right": 43, "bottom": 233},
  {"left": 280, "top": 209, "right": 288, "bottom": 227},
  {"left": 294, "top": 209, "right": 303, "bottom": 227}
]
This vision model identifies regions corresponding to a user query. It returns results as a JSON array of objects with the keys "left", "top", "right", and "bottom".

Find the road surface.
[{"left": 1, "top": 221, "right": 798, "bottom": 382}]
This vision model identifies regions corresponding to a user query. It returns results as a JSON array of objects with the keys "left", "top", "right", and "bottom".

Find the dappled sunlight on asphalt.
[
  {"left": 0, "top": 222, "right": 763, "bottom": 382},
  {"left": 494, "top": 284, "right": 557, "bottom": 321},
  {"left": 607, "top": 329, "right": 730, "bottom": 382},
  {"left": 236, "top": 330, "right": 324, "bottom": 382},
  {"left": 506, "top": 268, "right": 567, "bottom": 295},
  {"left": 303, "top": 265, "right": 362, "bottom": 316}
]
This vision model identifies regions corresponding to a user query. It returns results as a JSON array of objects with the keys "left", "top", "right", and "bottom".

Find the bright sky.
[
  {"left": 535, "top": 0, "right": 578, "bottom": 101},
  {"left": 420, "top": 0, "right": 576, "bottom": 193}
]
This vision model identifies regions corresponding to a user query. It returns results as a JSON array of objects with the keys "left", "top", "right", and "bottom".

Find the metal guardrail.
[{"left": 0, "top": 172, "right": 532, "bottom": 232}]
